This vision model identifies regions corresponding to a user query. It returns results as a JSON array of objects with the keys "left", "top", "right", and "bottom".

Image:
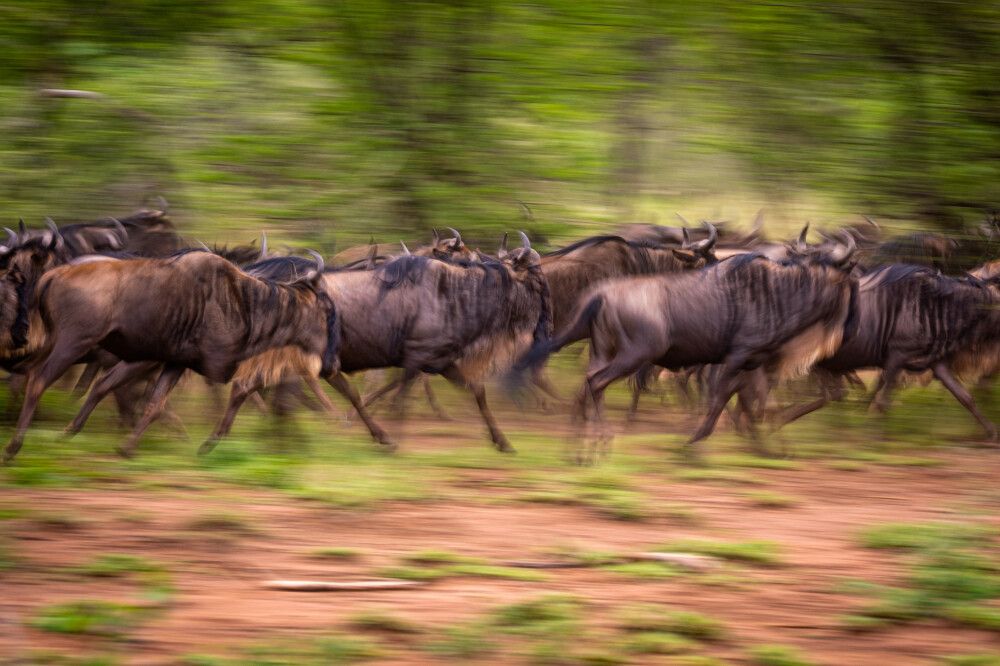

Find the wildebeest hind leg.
[
  {"left": 326, "top": 373, "right": 395, "bottom": 449},
  {"left": 440, "top": 365, "right": 513, "bottom": 453},
  {"left": 116, "top": 365, "right": 185, "bottom": 458},
  {"left": 580, "top": 352, "right": 648, "bottom": 464},
  {"left": 932, "top": 362, "right": 999, "bottom": 442}
]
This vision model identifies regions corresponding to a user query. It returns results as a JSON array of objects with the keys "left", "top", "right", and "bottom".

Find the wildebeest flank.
[{"left": 2, "top": 250, "right": 336, "bottom": 461}]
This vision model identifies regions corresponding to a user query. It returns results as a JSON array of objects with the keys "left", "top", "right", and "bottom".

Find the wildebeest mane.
[{"left": 544, "top": 235, "right": 661, "bottom": 258}]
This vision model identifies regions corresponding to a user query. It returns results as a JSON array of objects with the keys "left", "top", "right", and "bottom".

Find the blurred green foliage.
[{"left": 1, "top": 1, "right": 998, "bottom": 246}]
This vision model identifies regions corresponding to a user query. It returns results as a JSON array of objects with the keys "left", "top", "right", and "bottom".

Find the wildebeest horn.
[
  {"left": 828, "top": 231, "right": 857, "bottom": 265},
  {"left": 447, "top": 227, "right": 463, "bottom": 245},
  {"left": 400, "top": 241, "right": 411, "bottom": 255},
  {"left": 681, "top": 227, "right": 691, "bottom": 248},
  {"left": 518, "top": 230, "right": 531, "bottom": 250},
  {"left": 259, "top": 232, "right": 268, "bottom": 259},
  {"left": 196, "top": 240, "right": 211, "bottom": 251},
  {"left": 675, "top": 212, "right": 692, "bottom": 226},
  {"left": 861, "top": 214, "right": 879, "bottom": 230},
  {"left": 498, "top": 232, "right": 508, "bottom": 253},
  {"left": 18, "top": 219, "right": 26, "bottom": 238},
  {"left": 307, "top": 249, "right": 324, "bottom": 275},
  {"left": 751, "top": 209, "right": 764, "bottom": 234},
  {"left": 796, "top": 223, "right": 809, "bottom": 251},
  {"left": 432, "top": 228, "right": 440, "bottom": 245},
  {"left": 156, "top": 196, "right": 169, "bottom": 212},
  {"left": 45, "top": 218, "right": 63, "bottom": 249},
  {"left": 4, "top": 228, "right": 17, "bottom": 246},
  {"left": 692, "top": 222, "right": 718, "bottom": 252}
]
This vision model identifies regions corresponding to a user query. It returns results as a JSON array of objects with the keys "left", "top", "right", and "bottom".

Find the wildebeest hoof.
[
  {"left": 679, "top": 446, "right": 708, "bottom": 467},
  {"left": 60, "top": 426, "right": 80, "bottom": 440},
  {"left": 197, "top": 439, "right": 218, "bottom": 456},
  {"left": 114, "top": 445, "right": 135, "bottom": 459},
  {"left": 494, "top": 441, "right": 516, "bottom": 454},
  {"left": 376, "top": 440, "right": 398, "bottom": 453}
]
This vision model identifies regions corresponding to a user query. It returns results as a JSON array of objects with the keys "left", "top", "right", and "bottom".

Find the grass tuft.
[
  {"left": 748, "top": 644, "right": 816, "bottom": 666},
  {"left": 661, "top": 539, "right": 782, "bottom": 566}
]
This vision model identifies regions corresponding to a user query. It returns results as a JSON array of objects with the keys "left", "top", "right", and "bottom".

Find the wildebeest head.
[
  {"left": 0, "top": 223, "right": 72, "bottom": 352},
  {"left": 671, "top": 222, "right": 719, "bottom": 266},
  {"left": 429, "top": 227, "right": 476, "bottom": 262}
]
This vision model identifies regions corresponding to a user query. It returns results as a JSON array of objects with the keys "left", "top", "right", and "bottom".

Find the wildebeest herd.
[{"left": 2, "top": 200, "right": 1000, "bottom": 465}]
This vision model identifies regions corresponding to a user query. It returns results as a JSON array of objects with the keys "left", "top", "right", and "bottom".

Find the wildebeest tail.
[{"left": 509, "top": 294, "right": 603, "bottom": 384}]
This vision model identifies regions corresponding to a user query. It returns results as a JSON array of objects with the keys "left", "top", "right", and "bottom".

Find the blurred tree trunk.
[{"left": 608, "top": 35, "right": 668, "bottom": 218}]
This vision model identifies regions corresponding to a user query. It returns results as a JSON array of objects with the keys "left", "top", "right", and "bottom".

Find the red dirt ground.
[{"left": 2, "top": 418, "right": 1000, "bottom": 664}]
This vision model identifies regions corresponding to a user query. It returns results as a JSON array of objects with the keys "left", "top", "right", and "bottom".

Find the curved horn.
[
  {"left": 196, "top": 239, "right": 211, "bottom": 251},
  {"left": 432, "top": 228, "right": 440, "bottom": 245},
  {"left": 307, "top": 249, "right": 325, "bottom": 276},
  {"left": 692, "top": 222, "right": 718, "bottom": 252},
  {"left": 498, "top": 232, "right": 508, "bottom": 253},
  {"left": 681, "top": 227, "right": 691, "bottom": 249},
  {"left": 861, "top": 214, "right": 879, "bottom": 230},
  {"left": 400, "top": 241, "right": 411, "bottom": 255},
  {"left": 4, "top": 228, "right": 18, "bottom": 246},
  {"left": 675, "top": 212, "right": 692, "bottom": 226},
  {"left": 156, "top": 196, "right": 169, "bottom": 212},
  {"left": 259, "top": 232, "right": 268, "bottom": 259},
  {"left": 828, "top": 231, "right": 857, "bottom": 265},
  {"left": 796, "top": 223, "right": 810, "bottom": 251},
  {"left": 446, "top": 227, "right": 463, "bottom": 245},
  {"left": 518, "top": 230, "right": 531, "bottom": 250},
  {"left": 45, "top": 218, "right": 63, "bottom": 250},
  {"left": 750, "top": 208, "right": 764, "bottom": 234},
  {"left": 18, "top": 219, "right": 26, "bottom": 238}
]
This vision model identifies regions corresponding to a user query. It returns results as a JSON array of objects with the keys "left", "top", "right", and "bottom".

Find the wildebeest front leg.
[
  {"left": 326, "top": 373, "right": 396, "bottom": 449},
  {"left": 4, "top": 338, "right": 98, "bottom": 463},
  {"left": 65, "top": 361, "right": 161, "bottom": 437},
  {"left": 116, "top": 365, "right": 185, "bottom": 458},
  {"left": 932, "top": 362, "right": 999, "bottom": 442},
  {"left": 439, "top": 365, "right": 514, "bottom": 453},
  {"left": 685, "top": 360, "right": 748, "bottom": 463}
]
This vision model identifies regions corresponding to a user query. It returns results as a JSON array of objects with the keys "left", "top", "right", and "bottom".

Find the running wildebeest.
[
  {"left": 773, "top": 264, "right": 1000, "bottom": 440},
  {"left": 201, "top": 232, "right": 552, "bottom": 454},
  {"left": 513, "top": 235, "right": 858, "bottom": 463},
  {"left": 2, "top": 249, "right": 336, "bottom": 462}
]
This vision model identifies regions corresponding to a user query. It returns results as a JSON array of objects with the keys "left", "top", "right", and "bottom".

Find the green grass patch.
[
  {"left": 30, "top": 600, "right": 151, "bottom": 637},
  {"left": 424, "top": 622, "right": 497, "bottom": 659},
  {"left": 618, "top": 604, "right": 725, "bottom": 641},
  {"left": 748, "top": 644, "right": 816, "bottom": 666},
  {"left": 661, "top": 539, "right": 782, "bottom": 566},
  {"left": 745, "top": 491, "right": 798, "bottom": 508},
  {"left": 849, "top": 521, "right": 1000, "bottom": 631},
  {"left": 673, "top": 468, "right": 765, "bottom": 485},
  {"left": 859, "top": 522, "right": 994, "bottom": 550},
  {"left": 942, "top": 655, "right": 1000, "bottom": 666},
  {"left": 310, "top": 547, "right": 362, "bottom": 561},
  {"left": 713, "top": 454, "right": 800, "bottom": 470},
  {"left": 621, "top": 631, "right": 696, "bottom": 655},
  {"left": 348, "top": 611, "right": 421, "bottom": 635},
  {"left": 184, "top": 511, "right": 258, "bottom": 535}
]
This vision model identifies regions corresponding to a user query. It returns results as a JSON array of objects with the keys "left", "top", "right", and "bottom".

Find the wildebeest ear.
[{"left": 672, "top": 248, "right": 700, "bottom": 265}]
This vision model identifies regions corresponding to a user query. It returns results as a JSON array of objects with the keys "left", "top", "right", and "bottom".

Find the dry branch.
[{"left": 263, "top": 579, "right": 426, "bottom": 592}]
